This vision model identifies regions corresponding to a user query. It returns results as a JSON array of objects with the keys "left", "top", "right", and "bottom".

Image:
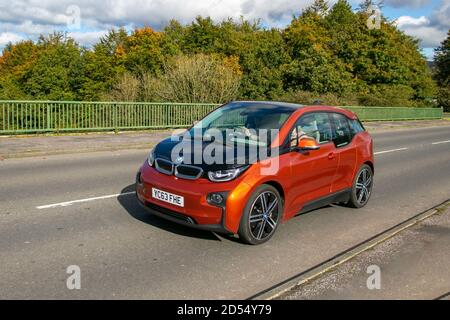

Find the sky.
[{"left": 0, "top": 0, "right": 448, "bottom": 60}]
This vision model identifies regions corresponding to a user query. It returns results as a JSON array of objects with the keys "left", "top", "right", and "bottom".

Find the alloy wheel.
[
  {"left": 355, "top": 168, "right": 372, "bottom": 206},
  {"left": 249, "top": 191, "right": 279, "bottom": 241}
]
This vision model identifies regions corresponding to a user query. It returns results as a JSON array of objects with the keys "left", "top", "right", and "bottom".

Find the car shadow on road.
[{"left": 118, "top": 184, "right": 222, "bottom": 241}]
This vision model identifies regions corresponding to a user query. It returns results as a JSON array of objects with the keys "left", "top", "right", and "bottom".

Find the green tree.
[
  {"left": 183, "top": 17, "right": 220, "bottom": 54},
  {"left": 22, "top": 33, "right": 85, "bottom": 100},
  {"left": 434, "top": 30, "right": 450, "bottom": 111},
  {"left": 107, "top": 72, "right": 140, "bottom": 102},
  {"left": 149, "top": 53, "right": 242, "bottom": 103},
  {"left": 236, "top": 28, "right": 290, "bottom": 99},
  {"left": 0, "top": 3, "right": 438, "bottom": 107},
  {"left": 0, "top": 40, "right": 37, "bottom": 99},
  {"left": 124, "top": 26, "right": 165, "bottom": 76},
  {"left": 282, "top": 3, "right": 355, "bottom": 95},
  {"left": 304, "top": 0, "right": 329, "bottom": 16},
  {"left": 161, "top": 19, "right": 185, "bottom": 56},
  {"left": 434, "top": 30, "right": 450, "bottom": 86},
  {"left": 80, "top": 28, "right": 128, "bottom": 100}
]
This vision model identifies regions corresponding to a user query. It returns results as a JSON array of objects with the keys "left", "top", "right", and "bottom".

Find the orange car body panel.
[{"left": 137, "top": 105, "right": 374, "bottom": 234}]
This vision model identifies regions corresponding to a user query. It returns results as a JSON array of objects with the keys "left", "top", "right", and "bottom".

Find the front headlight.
[
  {"left": 147, "top": 148, "right": 155, "bottom": 166},
  {"left": 207, "top": 166, "right": 249, "bottom": 182}
]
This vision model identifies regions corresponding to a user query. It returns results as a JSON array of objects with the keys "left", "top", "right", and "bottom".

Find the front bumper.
[
  {"left": 136, "top": 194, "right": 231, "bottom": 234},
  {"left": 135, "top": 162, "right": 245, "bottom": 234}
]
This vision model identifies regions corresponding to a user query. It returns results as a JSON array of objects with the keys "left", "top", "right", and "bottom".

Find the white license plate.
[{"left": 151, "top": 188, "right": 184, "bottom": 207}]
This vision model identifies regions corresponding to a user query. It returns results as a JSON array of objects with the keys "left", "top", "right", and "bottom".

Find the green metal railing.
[
  {"left": 0, "top": 101, "right": 219, "bottom": 134},
  {"left": 343, "top": 106, "right": 443, "bottom": 121},
  {"left": 0, "top": 101, "right": 443, "bottom": 134}
]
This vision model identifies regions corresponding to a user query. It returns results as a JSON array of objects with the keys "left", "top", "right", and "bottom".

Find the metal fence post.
[
  {"left": 114, "top": 103, "right": 118, "bottom": 134},
  {"left": 46, "top": 103, "right": 51, "bottom": 132}
]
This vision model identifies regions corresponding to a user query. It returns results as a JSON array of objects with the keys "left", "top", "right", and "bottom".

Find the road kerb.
[{"left": 250, "top": 200, "right": 450, "bottom": 300}]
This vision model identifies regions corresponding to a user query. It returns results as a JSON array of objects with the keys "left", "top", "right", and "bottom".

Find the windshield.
[{"left": 187, "top": 102, "right": 295, "bottom": 147}]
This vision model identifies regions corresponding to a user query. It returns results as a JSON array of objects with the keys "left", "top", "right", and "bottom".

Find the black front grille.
[
  {"left": 146, "top": 202, "right": 196, "bottom": 224},
  {"left": 175, "top": 164, "right": 203, "bottom": 180},
  {"left": 154, "top": 157, "right": 203, "bottom": 180},
  {"left": 155, "top": 158, "right": 173, "bottom": 175}
]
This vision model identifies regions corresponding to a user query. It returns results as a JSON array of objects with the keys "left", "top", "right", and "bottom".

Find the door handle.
[{"left": 328, "top": 152, "right": 336, "bottom": 159}]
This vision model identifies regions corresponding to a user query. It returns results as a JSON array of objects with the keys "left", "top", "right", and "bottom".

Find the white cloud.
[
  {"left": 396, "top": 16, "right": 429, "bottom": 27},
  {"left": 400, "top": 24, "right": 447, "bottom": 47},
  {"left": 429, "top": 0, "right": 450, "bottom": 29},
  {"left": 384, "top": 0, "right": 431, "bottom": 8},
  {"left": 0, "top": 0, "right": 448, "bottom": 51},
  {"left": 0, "top": 21, "right": 59, "bottom": 37},
  {"left": 67, "top": 30, "right": 109, "bottom": 47},
  {"left": 0, "top": 0, "right": 316, "bottom": 49},
  {"left": 0, "top": 32, "right": 24, "bottom": 46},
  {"left": 0, "top": 0, "right": 313, "bottom": 29},
  {"left": 395, "top": 15, "right": 446, "bottom": 47}
]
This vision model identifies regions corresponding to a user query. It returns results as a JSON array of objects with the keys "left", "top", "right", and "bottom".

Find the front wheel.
[
  {"left": 347, "top": 164, "right": 373, "bottom": 208},
  {"left": 238, "top": 185, "right": 283, "bottom": 245}
]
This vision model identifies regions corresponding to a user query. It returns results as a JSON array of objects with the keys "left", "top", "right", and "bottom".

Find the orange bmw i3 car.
[{"left": 136, "top": 101, "right": 374, "bottom": 244}]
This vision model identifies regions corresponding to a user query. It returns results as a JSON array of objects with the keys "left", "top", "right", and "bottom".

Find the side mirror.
[{"left": 298, "top": 136, "right": 320, "bottom": 151}]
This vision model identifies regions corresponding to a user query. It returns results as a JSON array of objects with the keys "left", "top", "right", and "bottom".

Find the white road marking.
[
  {"left": 374, "top": 147, "right": 408, "bottom": 155},
  {"left": 432, "top": 140, "right": 450, "bottom": 145},
  {"left": 36, "top": 191, "right": 135, "bottom": 209},
  {"left": 35, "top": 141, "right": 445, "bottom": 209}
]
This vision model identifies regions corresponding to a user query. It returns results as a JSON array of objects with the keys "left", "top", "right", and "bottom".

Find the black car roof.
[{"left": 230, "top": 101, "right": 304, "bottom": 110}]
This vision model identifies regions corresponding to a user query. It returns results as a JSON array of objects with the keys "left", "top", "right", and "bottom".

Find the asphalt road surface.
[{"left": 0, "top": 126, "right": 449, "bottom": 299}]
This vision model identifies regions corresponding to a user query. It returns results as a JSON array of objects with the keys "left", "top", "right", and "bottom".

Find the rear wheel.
[
  {"left": 347, "top": 164, "right": 373, "bottom": 208},
  {"left": 238, "top": 185, "right": 283, "bottom": 245}
]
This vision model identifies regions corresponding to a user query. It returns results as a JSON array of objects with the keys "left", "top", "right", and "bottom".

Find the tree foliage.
[
  {"left": 434, "top": 30, "right": 450, "bottom": 87},
  {"left": 149, "top": 54, "right": 242, "bottom": 103},
  {"left": 434, "top": 30, "right": 450, "bottom": 111},
  {"left": 0, "top": 0, "right": 438, "bottom": 107}
]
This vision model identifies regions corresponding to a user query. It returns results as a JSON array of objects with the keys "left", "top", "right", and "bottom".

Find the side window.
[
  {"left": 330, "top": 113, "right": 352, "bottom": 148},
  {"left": 349, "top": 119, "right": 365, "bottom": 136},
  {"left": 314, "top": 113, "right": 333, "bottom": 143},
  {"left": 290, "top": 113, "right": 333, "bottom": 147}
]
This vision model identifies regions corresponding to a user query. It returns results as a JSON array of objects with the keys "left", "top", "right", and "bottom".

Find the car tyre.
[
  {"left": 347, "top": 164, "right": 373, "bottom": 208},
  {"left": 238, "top": 184, "right": 283, "bottom": 245}
]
